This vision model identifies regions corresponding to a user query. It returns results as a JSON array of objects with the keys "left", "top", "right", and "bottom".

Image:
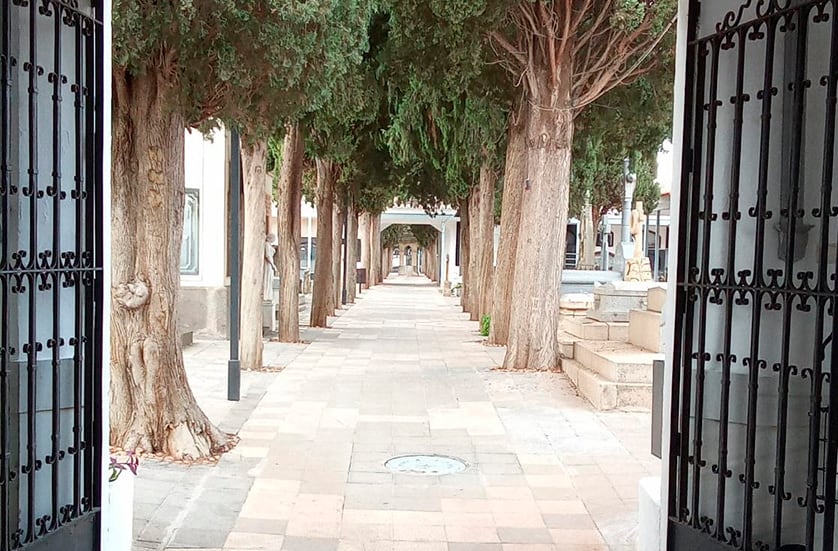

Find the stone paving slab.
[{"left": 134, "top": 275, "right": 658, "bottom": 551}]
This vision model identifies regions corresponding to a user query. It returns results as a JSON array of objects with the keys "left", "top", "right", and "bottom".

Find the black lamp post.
[
  {"left": 341, "top": 192, "right": 349, "bottom": 305},
  {"left": 227, "top": 128, "right": 241, "bottom": 401}
]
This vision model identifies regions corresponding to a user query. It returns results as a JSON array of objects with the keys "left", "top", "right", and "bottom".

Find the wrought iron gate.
[
  {"left": 669, "top": 0, "right": 838, "bottom": 549},
  {"left": 1, "top": 1, "right": 104, "bottom": 550}
]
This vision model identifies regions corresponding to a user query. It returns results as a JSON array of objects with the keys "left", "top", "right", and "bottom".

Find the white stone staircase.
[{"left": 559, "top": 287, "right": 665, "bottom": 410}]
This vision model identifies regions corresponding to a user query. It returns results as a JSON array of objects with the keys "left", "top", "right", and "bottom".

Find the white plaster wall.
[
  {"left": 440, "top": 218, "right": 459, "bottom": 285},
  {"left": 100, "top": 0, "right": 115, "bottom": 545},
  {"left": 181, "top": 127, "right": 227, "bottom": 288}
]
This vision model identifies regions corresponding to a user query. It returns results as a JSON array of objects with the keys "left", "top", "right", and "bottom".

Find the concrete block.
[
  {"left": 564, "top": 360, "right": 616, "bottom": 410},
  {"left": 560, "top": 293, "right": 594, "bottom": 309},
  {"left": 559, "top": 340, "right": 576, "bottom": 360},
  {"left": 574, "top": 341, "right": 659, "bottom": 384},
  {"left": 629, "top": 309, "right": 663, "bottom": 352},
  {"left": 562, "top": 359, "right": 652, "bottom": 411},
  {"left": 638, "top": 477, "right": 662, "bottom": 551},
  {"left": 565, "top": 318, "right": 610, "bottom": 340},
  {"left": 615, "top": 382, "right": 653, "bottom": 409},
  {"left": 588, "top": 281, "right": 661, "bottom": 322},
  {"left": 647, "top": 286, "right": 667, "bottom": 313},
  {"left": 607, "top": 322, "right": 629, "bottom": 342}
]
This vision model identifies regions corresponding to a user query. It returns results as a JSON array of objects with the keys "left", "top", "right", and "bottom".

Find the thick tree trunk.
[
  {"left": 332, "top": 197, "right": 344, "bottom": 308},
  {"left": 503, "top": 74, "right": 573, "bottom": 371},
  {"left": 425, "top": 242, "right": 432, "bottom": 280},
  {"left": 467, "top": 188, "right": 480, "bottom": 321},
  {"left": 310, "top": 159, "right": 336, "bottom": 327},
  {"left": 240, "top": 137, "right": 268, "bottom": 371},
  {"left": 431, "top": 237, "right": 439, "bottom": 282},
  {"left": 383, "top": 246, "right": 390, "bottom": 279},
  {"left": 110, "top": 70, "right": 231, "bottom": 459},
  {"left": 370, "top": 215, "right": 382, "bottom": 285},
  {"left": 459, "top": 197, "right": 471, "bottom": 313},
  {"left": 276, "top": 125, "right": 303, "bottom": 342},
  {"left": 489, "top": 107, "right": 528, "bottom": 346},
  {"left": 477, "top": 162, "right": 496, "bottom": 321},
  {"left": 359, "top": 213, "right": 371, "bottom": 288},
  {"left": 347, "top": 205, "right": 358, "bottom": 302}
]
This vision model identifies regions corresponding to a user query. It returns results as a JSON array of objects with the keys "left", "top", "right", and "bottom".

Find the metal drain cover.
[{"left": 384, "top": 454, "right": 467, "bottom": 475}]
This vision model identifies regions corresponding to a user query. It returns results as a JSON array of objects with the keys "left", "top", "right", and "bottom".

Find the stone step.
[
  {"left": 629, "top": 309, "right": 663, "bottom": 353},
  {"left": 562, "top": 359, "right": 653, "bottom": 410},
  {"left": 559, "top": 338, "right": 576, "bottom": 360},
  {"left": 573, "top": 340, "right": 662, "bottom": 384},
  {"left": 564, "top": 317, "right": 628, "bottom": 342}
]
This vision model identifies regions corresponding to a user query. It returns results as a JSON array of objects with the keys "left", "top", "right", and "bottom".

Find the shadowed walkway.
[{"left": 133, "top": 274, "right": 657, "bottom": 551}]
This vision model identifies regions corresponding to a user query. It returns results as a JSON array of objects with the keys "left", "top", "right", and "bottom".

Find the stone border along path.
[{"left": 133, "top": 274, "right": 659, "bottom": 551}]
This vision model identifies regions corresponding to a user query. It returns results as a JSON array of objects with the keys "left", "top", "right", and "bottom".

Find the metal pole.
[
  {"left": 602, "top": 219, "right": 610, "bottom": 272},
  {"left": 654, "top": 209, "right": 661, "bottom": 281},
  {"left": 227, "top": 128, "right": 241, "bottom": 402},
  {"left": 307, "top": 212, "right": 312, "bottom": 272},
  {"left": 621, "top": 158, "right": 633, "bottom": 245},
  {"left": 341, "top": 193, "right": 349, "bottom": 305}
]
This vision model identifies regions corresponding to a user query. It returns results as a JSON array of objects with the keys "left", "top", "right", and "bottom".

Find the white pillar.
[{"left": 307, "top": 213, "right": 312, "bottom": 272}]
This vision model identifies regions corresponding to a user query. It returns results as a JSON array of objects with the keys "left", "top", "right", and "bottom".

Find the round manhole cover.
[{"left": 384, "top": 454, "right": 467, "bottom": 475}]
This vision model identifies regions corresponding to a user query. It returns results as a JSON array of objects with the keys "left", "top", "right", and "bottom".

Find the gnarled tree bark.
[
  {"left": 332, "top": 197, "right": 344, "bottom": 308},
  {"left": 459, "top": 196, "right": 472, "bottom": 315},
  {"left": 310, "top": 159, "right": 336, "bottom": 327},
  {"left": 489, "top": 106, "right": 528, "bottom": 346},
  {"left": 110, "top": 69, "right": 231, "bottom": 459},
  {"left": 346, "top": 204, "right": 358, "bottom": 302},
  {"left": 359, "top": 213, "right": 371, "bottom": 289},
  {"left": 240, "top": 137, "right": 268, "bottom": 371},
  {"left": 477, "top": 161, "right": 496, "bottom": 321},
  {"left": 370, "top": 214, "right": 382, "bottom": 285},
  {"left": 467, "top": 188, "right": 481, "bottom": 321},
  {"left": 503, "top": 68, "right": 572, "bottom": 371},
  {"left": 276, "top": 125, "right": 303, "bottom": 342}
]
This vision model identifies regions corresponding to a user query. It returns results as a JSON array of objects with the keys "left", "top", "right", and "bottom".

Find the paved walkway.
[{"left": 133, "top": 275, "right": 658, "bottom": 551}]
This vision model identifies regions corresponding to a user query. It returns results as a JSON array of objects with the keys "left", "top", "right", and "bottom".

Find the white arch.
[{"left": 379, "top": 204, "right": 459, "bottom": 231}]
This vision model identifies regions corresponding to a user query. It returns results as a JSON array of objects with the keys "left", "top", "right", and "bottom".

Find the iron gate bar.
[
  {"left": 772, "top": 6, "right": 811, "bottom": 548},
  {"left": 742, "top": 9, "right": 780, "bottom": 549},
  {"left": 91, "top": 0, "right": 105, "bottom": 524},
  {"left": 25, "top": 0, "right": 42, "bottom": 541},
  {"left": 712, "top": 23, "right": 750, "bottom": 544},
  {"left": 48, "top": 0, "right": 63, "bottom": 532},
  {"left": 1, "top": 0, "right": 11, "bottom": 547},
  {"left": 672, "top": 5, "right": 705, "bottom": 524},
  {"left": 71, "top": 7, "right": 86, "bottom": 521},
  {"left": 826, "top": 5, "right": 838, "bottom": 523},
  {"left": 68, "top": 7, "right": 87, "bottom": 518},
  {"left": 806, "top": 3, "right": 838, "bottom": 545},
  {"left": 691, "top": 33, "right": 723, "bottom": 534}
]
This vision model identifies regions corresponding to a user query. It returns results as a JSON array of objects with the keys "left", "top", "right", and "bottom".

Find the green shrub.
[{"left": 480, "top": 315, "right": 491, "bottom": 337}]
